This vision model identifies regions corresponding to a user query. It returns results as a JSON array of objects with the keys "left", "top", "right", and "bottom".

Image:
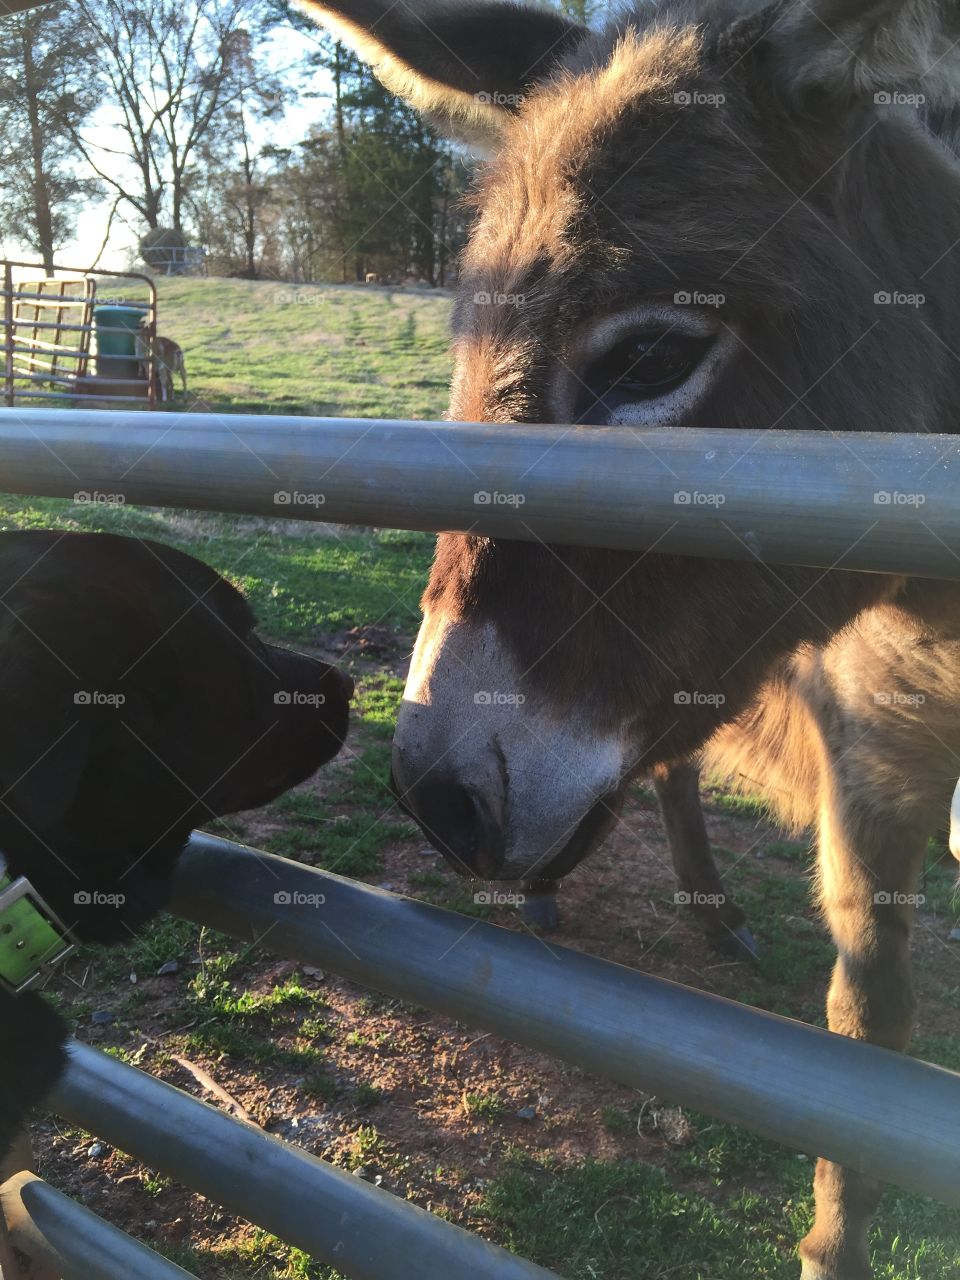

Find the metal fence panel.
[
  {"left": 0, "top": 1171, "right": 197, "bottom": 1280},
  {"left": 51, "top": 1042, "right": 562, "bottom": 1280},
  {"left": 168, "top": 834, "right": 960, "bottom": 1207},
  {"left": 0, "top": 409, "right": 958, "bottom": 575}
]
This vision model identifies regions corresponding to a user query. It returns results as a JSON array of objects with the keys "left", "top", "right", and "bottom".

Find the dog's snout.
[{"left": 337, "top": 668, "right": 356, "bottom": 701}]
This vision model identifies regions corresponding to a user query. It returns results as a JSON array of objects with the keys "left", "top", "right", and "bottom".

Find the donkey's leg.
[
  {"left": 652, "top": 761, "right": 758, "bottom": 959},
  {"left": 798, "top": 805, "right": 928, "bottom": 1280}
]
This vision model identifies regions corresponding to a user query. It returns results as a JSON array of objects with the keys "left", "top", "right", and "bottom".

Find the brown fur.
[{"left": 304, "top": 3, "right": 960, "bottom": 1277}]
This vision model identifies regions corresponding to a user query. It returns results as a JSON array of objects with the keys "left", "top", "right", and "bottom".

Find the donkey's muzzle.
[{"left": 390, "top": 770, "right": 506, "bottom": 878}]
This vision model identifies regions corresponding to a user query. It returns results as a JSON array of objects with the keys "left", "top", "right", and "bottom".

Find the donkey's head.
[{"left": 305, "top": 0, "right": 960, "bottom": 880}]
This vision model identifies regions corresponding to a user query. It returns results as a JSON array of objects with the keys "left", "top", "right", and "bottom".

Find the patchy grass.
[{"left": 481, "top": 1154, "right": 795, "bottom": 1279}]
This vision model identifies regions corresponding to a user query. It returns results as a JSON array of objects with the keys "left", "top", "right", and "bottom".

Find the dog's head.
[{"left": 0, "top": 531, "right": 353, "bottom": 940}]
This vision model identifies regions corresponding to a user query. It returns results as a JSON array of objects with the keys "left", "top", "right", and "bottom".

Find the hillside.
[{"left": 154, "top": 277, "right": 455, "bottom": 419}]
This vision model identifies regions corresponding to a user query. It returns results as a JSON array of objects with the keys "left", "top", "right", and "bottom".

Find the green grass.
[
  {"left": 481, "top": 1155, "right": 796, "bottom": 1279},
  {"left": 155, "top": 277, "right": 454, "bottom": 420},
  {"left": 159, "top": 1230, "right": 345, "bottom": 1280},
  {"left": 464, "top": 1091, "right": 510, "bottom": 1123},
  {"left": 478, "top": 1143, "right": 960, "bottom": 1280}
]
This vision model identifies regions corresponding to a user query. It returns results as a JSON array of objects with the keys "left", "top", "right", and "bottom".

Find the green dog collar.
[{"left": 0, "top": 856, "right": 76, "bottom": 996}]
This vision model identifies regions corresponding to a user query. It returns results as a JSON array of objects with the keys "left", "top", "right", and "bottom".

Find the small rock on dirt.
[{"left": 157, "top": 960, "right": 180, "bottom": 976}]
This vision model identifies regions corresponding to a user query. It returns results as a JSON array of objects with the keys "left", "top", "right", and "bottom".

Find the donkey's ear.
[
  {"left": 773, "top": 0, "right": 960, "bottom": 105},
  {"left": 297, "top": 0, "right": 586, "bottom": 148}
]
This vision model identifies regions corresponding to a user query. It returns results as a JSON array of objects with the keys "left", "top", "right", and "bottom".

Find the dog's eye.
[{"left": 579, "top": 331, "right": 713, "bottom": 418}]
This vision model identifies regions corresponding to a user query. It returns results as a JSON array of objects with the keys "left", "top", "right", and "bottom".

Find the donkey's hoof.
[
  {"left": 712, "top": 923, "right": 760, "bottom": 962},
  {"left": 521, "top": 892, "right": 560, "bottom": 931}
]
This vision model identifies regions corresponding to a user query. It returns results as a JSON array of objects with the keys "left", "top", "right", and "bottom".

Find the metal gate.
[{"left": 0, "top": 410, "right": 959, "bottom": 1279}]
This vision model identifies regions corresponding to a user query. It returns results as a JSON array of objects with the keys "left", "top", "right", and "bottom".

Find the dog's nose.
[
  {"left": 393, "top": 772, "right": 505, "bottom": 878},
  {"left": 336, "top": 669, "right": 355, "bottom": 700}
]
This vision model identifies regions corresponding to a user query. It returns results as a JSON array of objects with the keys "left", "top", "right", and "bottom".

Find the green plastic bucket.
[{"left": 94, "top": 305, "right": 146, "bottom": 380}]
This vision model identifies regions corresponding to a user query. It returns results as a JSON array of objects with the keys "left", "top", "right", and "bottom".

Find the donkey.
[{"left": 303, "top": 2, "right": 960, "bottom": 1277}]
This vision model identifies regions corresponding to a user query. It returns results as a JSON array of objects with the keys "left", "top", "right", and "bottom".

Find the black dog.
[{"left": 0, "top": 530, "right": 352, "bottom": 1162}]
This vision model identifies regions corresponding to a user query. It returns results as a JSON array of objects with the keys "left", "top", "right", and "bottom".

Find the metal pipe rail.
[
  {"left": 0, "top": 409, "right": 959, "bottom": 576},
  {"left": 171, "top": 834, "right": 960, "bottom": 1205},
  {"left": 0, "top": 1171, "right": 197, "bottom": 1280},
  {"left": 50, "top": 1043, "right": 560, "bottom": 1280}
]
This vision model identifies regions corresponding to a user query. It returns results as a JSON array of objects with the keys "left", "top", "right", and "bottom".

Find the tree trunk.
[
  {"left": 242, "top": 137, "right": 257, "bottom": 279},
  {"left": 20, "top": 22, "right": 55, "bottom": 274}
]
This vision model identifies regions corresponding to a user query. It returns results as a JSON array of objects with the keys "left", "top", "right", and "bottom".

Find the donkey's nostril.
[{"left": 404, "top": 779, "right": 504, "bottom": 879}]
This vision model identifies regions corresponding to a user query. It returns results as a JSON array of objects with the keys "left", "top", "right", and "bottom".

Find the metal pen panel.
[
  {"left": 0, "top": 409, "right": 957, "bottom": 576},
  {"left": 50, "top": 1042, "right": 562, "bottom": 1280},
  {"left": 170, "top": 834, "right": 960, "bottom": 1206},
  {"left": 0, "top": 1172, "right": 198, "bottom": 1280}
]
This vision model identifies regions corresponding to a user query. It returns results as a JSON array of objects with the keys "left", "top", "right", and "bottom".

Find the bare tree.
[
  {"left": 74, "top": 0, "right": 273, "bottom": 235},
  {"left": 0, "top": 5, "right": 99, "bottom": 273},
  {"left": 188, "top": 28, "right": 286, "bottom": 278}
]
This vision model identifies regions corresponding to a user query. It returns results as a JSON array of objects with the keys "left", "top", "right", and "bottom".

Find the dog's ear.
[{"left": 297, "top": 0, "right": 586, "bottom": 149}]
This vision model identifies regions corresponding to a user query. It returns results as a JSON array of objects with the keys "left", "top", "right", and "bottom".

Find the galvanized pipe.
[
  {"left": 0, "top": 1172, "right": 197, "bottom": 1280},
  {"left": 0, "top": 409, "right": 959, "bottom": 576},
  {"left": 50, "top": 1042, "right": 560, "bottom": 1280},
  {"left": 170, "top": 834, "right": 960, "bottom": 1205}
]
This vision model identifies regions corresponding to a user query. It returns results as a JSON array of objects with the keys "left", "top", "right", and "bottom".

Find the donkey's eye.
[{"left": 583, "top": 332, "right": 712, "bottom": 408}]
